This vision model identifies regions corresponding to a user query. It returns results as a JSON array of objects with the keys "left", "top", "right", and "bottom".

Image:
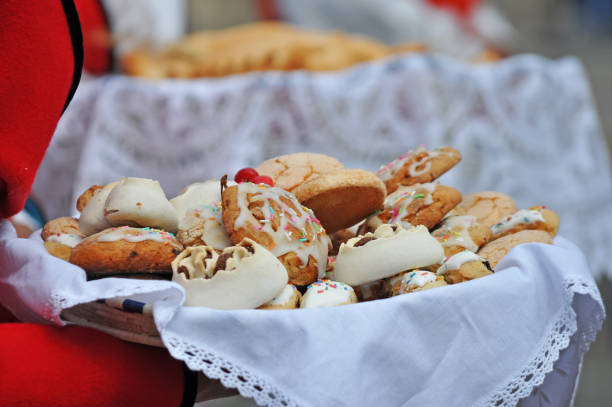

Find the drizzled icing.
[
  {"left": 376, "top": 146, "right": 444, "bottom": 181},
  {"left": 490, "top": 209, "right": 545, "bottom": 237},
  {"left": 46, "top": 233, "right": 84, "bottom": 248},
  {"left": 436, "top": 250, "right": 483, "bottom": 275},
  {"left": 390, "top": 270, "right": 441, "bottom": 294},
  {"left": 232, "top": 182, "right": 331, "bottom": 278},
  {"left": 262, "top": 284, "right": 298, "bottom": 307},
  {"left": 364, "top": 183, "right": 437, "bottom": 230},
  {"left": 96, "top": 226, "right": 177, "bottom": 243},
  {"left": 432, "top": 215, "right": 479, "bottom": 252},
  {"left": 300, "top": 279, "right": 356, "bottom": 308}
]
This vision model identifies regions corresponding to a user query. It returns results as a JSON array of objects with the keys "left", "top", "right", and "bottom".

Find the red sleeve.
[
  {"left": 0, "top": 323, "right": 192, "bottom": 407},
  {"left": 0, "top": 0, "right": 83, "bottom": 218},
  {"left": 74, "top": 0, "right": 113, "bottom": 74}
]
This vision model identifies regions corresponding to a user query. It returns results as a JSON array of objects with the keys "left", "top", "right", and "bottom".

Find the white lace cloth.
[{"left": 0, "top": 220, "right": 604, "bottom": 407}]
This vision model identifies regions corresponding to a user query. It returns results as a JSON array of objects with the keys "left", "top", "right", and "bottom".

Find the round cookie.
[
  {"left": 258, "top": 284, "right": 302, "bottom": 310},
  {"left": 256, "top": 152, "right": 344, "bottom": 192},
  {"left": 334, "top": 224, "right": 444, "bottom": 286},
  {"left": 477, "top": 230, "right": 553, "bottom": 269},
  {"left": 172, "top": 239, "right": 288, "bottom": 310},
  {"left": 436, "top": 250, "right": 493, "bottom": 284},
  {"left": 360, "top": 183, "right": 462, "bottom": 233},
  {"left": 431, "top": 215, "right": 492, "bottom": 257},
  {"left": 221, "top": 179, "right": 331, "bottom": 286},
  {"left": 376, "top": 146, "right": 461, "bottom": 194},
  {"left": 388, "top": 270, "right": 447, "bottom": 295},
  {"left": 79, "top": 181, "right": 119, "bottom": 235},
  {"left": 300, "top": 280, "right": 357, "bottom": 308},
  {"left": 489, "top": 206, "right": 560, "bottom": 240},
  {"left": 457, "top": 191, "right": 517, "bottom": 227},
  {"left": 70, "top": 226, "right": 183, "bottom": 280},
  {"left": 41, "top": 217, "right": 85, "bottom": 261},
  {"left": 292, "top": 168, "right": 387, "bottom": 233}
]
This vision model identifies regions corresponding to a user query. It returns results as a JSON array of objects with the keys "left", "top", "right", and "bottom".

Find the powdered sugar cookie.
[
  {"left": 258, "top": 284, "right": 301, "bottom": 310},
  {"left": 457, "top": 191, "right": 517, "bottom": 227},
  {"left": 436, "top": 250, "right": 493, "bottom": 284},
  {"left": 431, "top": 215, "right": 492, "bottom": 256},
  {"left": 300, "top": 280, "right": 357, "bottom": 308},
  {"left": 489, "top": 206, "right": 559, "bottom": 240},
  {"left": 477, "top": 230, "right": 553, "bottom": 269},
  {"left": 388, "top": 270, "right": 447, "bottom": 295}
]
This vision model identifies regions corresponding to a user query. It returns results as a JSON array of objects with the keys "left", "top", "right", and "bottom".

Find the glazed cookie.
[
  {"left": 170, "top": 180, "right": 233, "bottom": 250},
  {"left": 489, "top": 206, "right": 560, "bottom": 240},
  {"left": 360, "top": 183, "right": 462, "bottom": 233},
  {"left": 457, "top": 191, "right": 517, "bottom": 227},
  {"left": 79, "top": 181, "right": 119, "bottom": 235},
  {"left": 172, "top": 239, "right": 288, "bottom": 310},
  {"left": 255, "top": 152, "right": 344, "bottom": 192},
  {"left": 76, "top": 185, "right": 103, "bottom": 212},
  {"left": 376, "top": 146, "right": 461, "bottom": 194},
  {"left": 258, "top": 284, "right": 302, "bottom": 310},
  {"left": 300, "top": 280, "right": 357, "bottom": 308},
  {"left": 41, "top": 217, "right": 85, "bottom": 261},
  {"left": 70, "top": 226, "right": 183, "bottom": 280},
  {"left": 477, "top": 230, "right": 553, "bottom": 269},
  {"left": 292, "top": 168, "right": 387, "bottom": 233},
  {"left": 334, "top": 224, "right": 444, "bottom": 286},
  {"left": 221, "top": 179, "right": 331, "bottom": 286},
  {"left": 431, "top": 215, "right": 492, "bottom": 256},
  {"left": 436, "top": 250, "right": 493, "bottom": 284},
  {"left": 104, "top": 177, "right": 178, "bottom": 233},
  {"left": 388, "top": 270, "right": 447, "bottom": 295}
]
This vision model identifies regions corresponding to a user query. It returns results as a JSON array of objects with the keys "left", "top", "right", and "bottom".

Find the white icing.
[
  {"left": 376, "top": 146, "right": 451, "bottom": 181},
  {"left": 232, "top": 183, "right": 330, "bottom": 278},
  {"left": 490, "top": 209, "right": 545, "bottom": 237},
  {"left": 96, "top": 226, "right": 176, "bottom": 243},
  {"left": 104, "top": 177, "right": 178, "bottom": 233},
  {"left": 391, "top": 270, "right": 438, "bottom": 294},
  {"left": 433, "top": 215, "right": 479, "bottom": 252},
  {"left": 436, "top": 250, "right": 483, "bottom": 275},
  {"left": 262, "top": 284, "right": 298, "bottom": 307},
  {"left": 46, "top": 233, "right": 83, "bottom": 248},
  {"left": 79, "top": 182, "right": 119, "bottom": 235},
  {"left": 300, "top": 280, "right": 356, "bottom": 308}
]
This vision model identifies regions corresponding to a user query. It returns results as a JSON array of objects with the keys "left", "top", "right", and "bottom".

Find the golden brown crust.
[
  {"left": 76, "top": 185, "right": 104, "bottom": 212},
  {"left": 457, "top": 191, "right": 517, "bottom": 227},
  {"left": 41, "top": 217, "right": 84, "bottom": 240},
  {"left": 443, "top": 260, "right": 492, "bottom": 284},
  {"left": 432, "top": 220, "right": 493, "bottom": 257},
  {"left": 477, "top": 230, "right": 553, "bottom": 269},
  {"left": 490, "top": 207, "right": 560, "bottom": 240},
  {"left": 44, "top": 241, "right": 72, "bottom": 262}
]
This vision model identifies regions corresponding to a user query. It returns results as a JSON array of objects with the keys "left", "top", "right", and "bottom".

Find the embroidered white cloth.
[{"left": 0, "top": 220, "right": 604, "bottom": 407}]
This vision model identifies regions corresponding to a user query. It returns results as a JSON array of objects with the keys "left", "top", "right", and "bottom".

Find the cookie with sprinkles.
[
  {"left": 221, "top": 178, "right": 331, "bottom": 286},
  {"left": 489, "top": 206, "right": 559, "bottom": 241},
  {"left": 431, "top": 215, "right": 492, "bottom": 257},
  {"left": 388, "top": 270, "right": 447, "bottom": 295},
  {"left": 41, "top": 217, "right": 85, "bottom": 262},
  {"left": 376, "top": 146, "right": 461, "bottom": 194},
  {"left": 436, "top": 250, "right": 492, "bottom": 284},
  {"left": 300, "top": 279, "right": 357, "bottom": 308},
  {"left": 70, "top": 226, "right": 183, "bottom": 280}
]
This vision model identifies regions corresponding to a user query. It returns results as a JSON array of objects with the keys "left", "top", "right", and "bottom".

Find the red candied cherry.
[
  {"left": 251, "top": 175, "right": 274, "bottom": 186},
  {"left": 234, "top": 167, "right": 259, "bottom": 183}
]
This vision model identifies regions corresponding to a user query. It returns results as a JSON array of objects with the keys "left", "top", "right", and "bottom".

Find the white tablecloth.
[{"left": 0, "top": 220, "right": 604, "bottom": 407}]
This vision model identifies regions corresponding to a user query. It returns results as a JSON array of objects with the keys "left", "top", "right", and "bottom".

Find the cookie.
[
  {"left": 360, "top": 183, "right": 462, "bottom": 233},
  {"left": 76, "top": 185, "right": 103, "bottom": 212},
  {"left": 376, "top": 146, "right": 461, "bottom": 194},
  {"left": 300, "top": 280, "right": 357, "bottom": 308},
  {"left": 170, "top": 180, "right": 233, "bottom": 250},
  {"left": 477, "top": 230, "right": 554, "bottom": 269},
  {"left": 41, "top": 217, "right": 85, "bottom": 261},
  {"left": 388, "top": 270, "right": 447, "bottom": 295},
  {"left": 172, "top": 239, "right": 288, "bottom": 310},
  {"left": 79, "top": 181, "right": 119, "bottom": 235},
  {"left": 292, "top": 168, "right": 387, "bottom": 233},
  {"left": 258, "top": 284, "right": 302, "bottom": 310},
  {"left": 489, "top": 206, "right": 560, "bottom": 240},
  {"left": 69, "top": 226, "right": 183, "bottom": 280},
  {"left": 221, "top": 179, "right": 331, "bottom": 286},
  {"left": 353, "top": 279, "right": 391, "bottom": 302},
  {"left": 436, "top": 250, "right": 493, "bottom": 284},
  {"left": 334, "top": 224, "right": 444, "bottom": 286},
  {"left": 431, "top": 215, "right": 492, "bottom": 256},
  {"left": 457, "top": 191, "right": 517, "bottom": 227}
]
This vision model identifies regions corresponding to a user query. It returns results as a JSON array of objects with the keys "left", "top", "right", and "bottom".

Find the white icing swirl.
[
  {"left": 436, "top": 250, "right": 483, "bottom": 275},
  {"left": 300, "top": 280, "right": 356, "bottom": 308},
  {"left": 490, "top": 209, "right": 545, "bottom": 237},
  {"left": 432, "top": 215, "right": 479, "bottom": 252},
  {"left": 376, "top": 146, "right": 448, "bottom": 181},
  {"left": 46, "top": 233, "right": 83, "bottom": 248}
]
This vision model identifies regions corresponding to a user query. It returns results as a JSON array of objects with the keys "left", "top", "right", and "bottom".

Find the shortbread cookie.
[
  {"left": 431, "top": 215, "right": 492, "bottom": 256},
  {"left": 70, "top": 226, "right": 183, "bottom": 280},
  {"left": 172, "top": 239, "right": 288, "bottom": 310},
  {"left": 76, "top": 185, "right": 103, "bottom": 212},
  {"left": 457, "top": 191, "right": 517, "bottom": 227},
  {"left": 258, "top": 284, "right": 301, "bottom": 310},
  {"left": 104, "top": 177, "right": 178, "bottom": 233},
  {"left": 170, "top": 180, "right": 233, "bottom": 250},
  {"left": 300, "top": 280, "right": 357, "bottom": 308},
  {"left": 256, "top": 152, "right": 343, "bottom": 192},
  {"left": 360, "top": 183, "right": 461, "bottom": 233},
  {"left": 334, "top": 224, "right": 444, "bottom": 286},
  {"left": 376, "top": 146, "right": 461, "bottom": 194},
  {"left": 292, "top": 168, "right": 386, "bottom": 233},
  {"left": 388, "top": 270, "right": 447, "bottom": 295},
  {"left": 41, "top": 217, "right": 85, "bottom": 261},
  {"left": 79, "top": 181, "right": 119, "bottom": 235},
  {"left": 477, "top": 230, "right": 553, "bottom": 269},
  {"left": 490, "top": 206, "right": 559, "bottom": 240},
  {"left": 221, "top": 179, "right": 331, "bottom": 286},
  {"left": 436, "top": 250, "right": 493, "bottom": 284}
]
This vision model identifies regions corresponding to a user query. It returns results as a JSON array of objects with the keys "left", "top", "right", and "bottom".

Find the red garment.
[{"left": 74, "top": 0, "right": 113, "bottom": 74}]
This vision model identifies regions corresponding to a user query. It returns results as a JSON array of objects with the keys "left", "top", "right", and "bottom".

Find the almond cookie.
[
  {"left": 292, "top": 168, "right": 386, "bottom": 233},
  {"left": 221, "top": 179, "right": 331, "bottom": 286},
  {"left": 70, "top": 226, "right": 183, "bottom": 280},
  {"left": 388, "top": 270, "right": 447, "bottom": 295},
  {"left": 360, "top": 183, "right": 462, "bottom": 233},
  {"left": 300, "top": 280, "right": 357, "bottom": 308},
  {"left": 256, "top": 152, "right": 343, "bottom": 192},
  {"left": 457, "top": 191, "right": 517, "bottom": 227},
  {"left": 41, "top": 217, "right": 85, "bottom": 261},
  {"left": 172, "top": 239, "right": 288, "bottom": 310},
  {"left": 489, "top": 206, "right": 560, "bottom": 240},
  {"left": 258, "top": 284, "right": 302, "bottom": 310},
  {"left": 334, "top": 224, "right": 444, "bottom": 286},
  {"left": 170, "top": 180, "right": 233, "bottom": 250},
  {"left": 376, "top": 146, "right": 461, "bottom": 194},
  {"left": 431, "top": 215, "right": 492, "bottom": 256},
  {"left": 436, "top": 250, "right": 493, "bottom": 284},
  {"left": 79, "top": 181, "right": 119, "bottom": 235},
  {"left": 477, "top": 230, "right": 553, "bottom": 269}
]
